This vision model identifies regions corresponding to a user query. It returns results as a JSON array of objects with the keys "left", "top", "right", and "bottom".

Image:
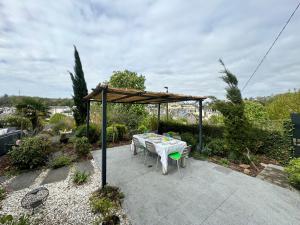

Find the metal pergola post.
[
  {"left": 101, "top": 88, "right": 107, "bottom": 187},
  {"left": 157, "top": 103, "right": 161, "bottom": 132},
  {"left": 86, "top": 100, "right": 90, "bottom": 138},
  {"left": 197, "top": 100, "right": 203, "bottom": 151}
]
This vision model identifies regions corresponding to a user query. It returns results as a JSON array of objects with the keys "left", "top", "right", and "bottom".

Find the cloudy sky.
[{"left": 0, "top": 0, "right": 299, "bottom": 99}]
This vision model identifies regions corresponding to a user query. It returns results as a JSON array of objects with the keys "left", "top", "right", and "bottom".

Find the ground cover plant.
[
  {"left": 285, "top": 158, "right": 300, "bottom": 190},
  {"left": 73, "top": 170, "right": 89, "bottom": 185},
  {"left": 90, "top": 185, "right": 124, "bottom": 225},
  {"left": 50, "top": 155, "right": 72, "bottom": 169}
]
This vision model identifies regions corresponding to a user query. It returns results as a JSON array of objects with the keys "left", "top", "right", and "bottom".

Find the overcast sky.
[{"left": 0, "top": 0, "right": 299, "bottom": 99}]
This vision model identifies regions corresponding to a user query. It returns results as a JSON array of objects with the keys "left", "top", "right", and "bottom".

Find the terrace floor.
[{"left": 92, "top": 145, "right": 300, "bottom": 225}]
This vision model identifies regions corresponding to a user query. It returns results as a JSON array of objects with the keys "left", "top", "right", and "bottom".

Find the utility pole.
[{"left": 164, "top": 86, "right": 168, "bottom": 120}]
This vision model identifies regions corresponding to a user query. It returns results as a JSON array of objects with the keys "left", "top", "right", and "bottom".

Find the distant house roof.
[{"left": 84, "top": 83, "right": 207, "bottom": 104}]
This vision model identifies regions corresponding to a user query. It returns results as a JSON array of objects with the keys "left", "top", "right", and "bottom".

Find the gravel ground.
[{"left": 0, "top": 160, "right": 131, "bottom": 225}]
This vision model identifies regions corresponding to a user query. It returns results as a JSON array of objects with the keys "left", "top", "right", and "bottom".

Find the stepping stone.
[
  {"left": 257, "top": 165, "right": 290, "bottom": 189},
  {"left": 41, "top": 166, "right": 70, "bottom": 185},
  {"left": 75, "top": 161, "right": 94, "bottom": 174},
  {"left": 7, "top": 170, "right": 41, "bottom": 191}
]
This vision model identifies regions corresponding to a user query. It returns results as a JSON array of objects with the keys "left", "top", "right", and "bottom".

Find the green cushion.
[{"left": 169, "top": 152, "right": 181, "bottom": 160}]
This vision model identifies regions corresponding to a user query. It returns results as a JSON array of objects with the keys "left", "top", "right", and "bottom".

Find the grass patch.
[
  {"left": 50, "top": 155, "right": 72, "bottom": 169},
  {"left": 90, "top": 185, "right": 125, "bottom": 222},
  {"left": 218, "top": 158, "right": 230, "bottom": 167},
  {"left": 73, "top": 170, "right": 89, "bottom": 185}
]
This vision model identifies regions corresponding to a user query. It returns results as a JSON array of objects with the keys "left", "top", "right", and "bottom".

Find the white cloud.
[{"left": 0, "top": 0, "right": 299, "bottom": 99}]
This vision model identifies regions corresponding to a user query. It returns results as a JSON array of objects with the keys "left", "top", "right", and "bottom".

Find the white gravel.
[{"left": 0, "top": 160, "right": 131, "bottom": 225}]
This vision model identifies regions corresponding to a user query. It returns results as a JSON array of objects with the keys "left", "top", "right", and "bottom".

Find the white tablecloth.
[{"left": 131, "top": 133, "right": 187, "bottom": 174}]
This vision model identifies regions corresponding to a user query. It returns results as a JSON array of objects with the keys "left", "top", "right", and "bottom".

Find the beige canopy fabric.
[{"left": 84, "top": 83, "right": 207, "bottom": 104}]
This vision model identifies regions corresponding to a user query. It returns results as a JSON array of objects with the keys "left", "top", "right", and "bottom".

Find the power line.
[{"left": 242, "top": 1, "right": 300, "bottom": 91}]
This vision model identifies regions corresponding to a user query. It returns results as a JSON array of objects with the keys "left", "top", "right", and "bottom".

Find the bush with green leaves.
[
  {"left": 0, "top": 215, "right": 31, "bottom": 225},
  {"left": 74, "top": 137, "right": 91, "bottom": 157},
  {"left": 0, "top": 115, "right": 32, "bottom": 130},
  {"left": 107, "top": 126, "right": 119, "bottom": 143},
  {"left": 284, "top": 158, "right": 300, "bottom": 190},
  {"left": 75, "top": 124, "right": 100, "bottom": 143},
  {"left": 49, "top": 113, "right": 75, "bottom": 134},
  {"left": 180, "top": 132, "right": 198, "bottom": 150},
  {"left": 50, "top": 155, "right": 72, "bottom": 169},
  {"left": 204, "top": 138, "right": 227, "bottom": 157},
  {"left": 158, "top": 120, "right": 224, "bottom": 140},
  {"left": 137, "top": 125, "right": 148, "bottom": 134},
  {"left": 9, "top": 136, "right": 50, "bottom": 169},
  {"left": 73, "top": 170, "right": 89, "bottom": 185},
  {"left": 113, "top": 124, "right": 127, "bottom": 140}
]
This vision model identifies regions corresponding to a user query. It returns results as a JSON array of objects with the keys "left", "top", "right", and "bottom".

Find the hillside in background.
[{"left": 0, "top": 94, "right": 74, "bottom": 107}]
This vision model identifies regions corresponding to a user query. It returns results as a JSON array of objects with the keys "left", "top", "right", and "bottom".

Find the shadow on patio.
[{"left": 92, "top": 145, "right": 300, "bottom": 225}]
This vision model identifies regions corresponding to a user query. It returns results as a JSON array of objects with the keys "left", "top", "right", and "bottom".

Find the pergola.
[{"left": 83, "top": 83, "right": 207, "bottom": 187}]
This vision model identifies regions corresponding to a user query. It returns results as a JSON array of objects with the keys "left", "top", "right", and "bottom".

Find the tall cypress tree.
[{"left": 69, "top": 46, "right": 88, "bottom": 126}]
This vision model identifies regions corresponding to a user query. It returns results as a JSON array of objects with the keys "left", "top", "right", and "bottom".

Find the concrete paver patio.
[{"left": 92, "top": 145, "right": 300, "bottom": 225}]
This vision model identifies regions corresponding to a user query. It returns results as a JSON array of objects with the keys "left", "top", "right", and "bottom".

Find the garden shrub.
[
  {"left": 0, "top": 115, "right": 32, "bottom": 130},
  {"left": 75, "top": 124, "right": 100, "bottom": 143},
  {"left": 107, "top": 126, "right": 119, "bottom": 142},
  {"left": 140, "top": 115, "right": 158, "bottom": 131},
  {"left": 180, "top": 132, "right": 198, "bottom": 150},
  {"left": 50, "top": 155, "right": 72, "bottom": 169},
  {"left": 137, "top": 125, "right": 148, "bottom": 134},
  {"left": 285, "top": 158, "right": 300, "bottom": 190},
  {"left": 49, "top": 113, "right": 75, "bottom": 134},
  {"left": 73, "top": 170, "right": 89, "bottom": 185},
  {"left": 204, "top": 138, "right": 227, "bottom": 157},
  {"left": 113, "top": 124, "right": 127, "bottom": 140},
  {"left": 158, "top": 120, "right": 224, "bottom": 139},
  {"left": 74, "top": 137, "right": 91, "bottom": 157},
  {"left": 9, "top": 136, "right": 50, "bottom": 169}
]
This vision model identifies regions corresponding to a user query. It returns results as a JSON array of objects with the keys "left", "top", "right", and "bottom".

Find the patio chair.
[
  {"left": 145, "top": 141, "right": 160, "bottom": 168},
  {"left": 133, "top": 137, "right": 146, "bottom": 157},
  {"left": 168, "top": 145, "right": 192, "bottom": 177}
]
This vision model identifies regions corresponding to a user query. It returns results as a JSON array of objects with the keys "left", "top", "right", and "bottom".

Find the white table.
[{"left": 131, "top": 133, "right": 187, "bottom": 174}]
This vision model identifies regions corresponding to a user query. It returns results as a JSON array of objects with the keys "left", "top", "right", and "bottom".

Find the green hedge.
[
  {"left": 0, "top": 115, "right": 32, "bottom": 130},
  {"left": 75, "top": 124, "right": 100, "bottom": 144},
  {"left": 158, "top": 120, "right": 224, "bottom": 141}
]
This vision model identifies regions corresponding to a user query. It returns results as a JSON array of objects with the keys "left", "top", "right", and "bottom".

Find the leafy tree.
[
  {"left": 69, "top": 46, "right": 88, "bottom": 126},
  {"left": 214, "top": 60, "right": 249, "bottom": 159},
  {"left": 244, "top": 101, "right": 269, "bottom": 122},
  {"left": 15, "top": 97, "right": 49, "bottom": 130},
  {"left": 108, "top": 70, "right": 147, "bottom": 130},
  {"left": 266, "top": 91, "right": 300, "bottom": 120}
]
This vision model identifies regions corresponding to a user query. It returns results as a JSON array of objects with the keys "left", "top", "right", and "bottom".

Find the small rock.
[
  {"left": 244, "top": 168, "right": 251, "bottom": 175},
  {"left": 260, "top": 163, "right": 268, "bottom": 167},
  {"left": 239, "top": 164, "right": 250, "bottom": 169}
]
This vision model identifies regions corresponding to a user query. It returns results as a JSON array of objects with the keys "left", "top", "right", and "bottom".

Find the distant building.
[
  {"left": 146, "top": 102, "right": 219, "bottom": 123},
  {"left": 49, "top": 106, "right": 72, "bottom": 117}
]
